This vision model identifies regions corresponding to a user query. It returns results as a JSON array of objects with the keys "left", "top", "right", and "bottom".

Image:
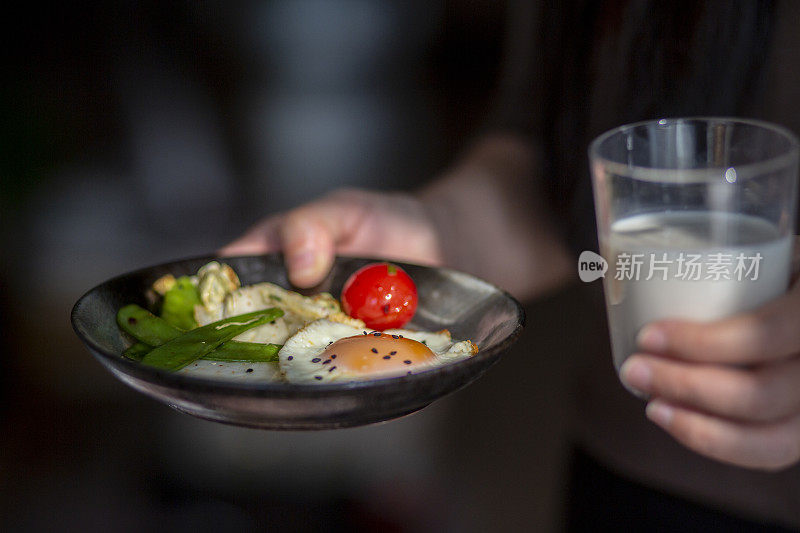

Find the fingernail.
[
  {"left": 637, "top": 324, "right": 668, "bottom": 353},
  {"left": 620, "top": 357, "right": 652, "bottom": 394},
  {"left": 646, "top": 400, "right": 674, "bottom": 427}
]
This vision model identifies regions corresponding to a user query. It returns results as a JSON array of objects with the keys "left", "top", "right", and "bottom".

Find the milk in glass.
[{"left": 601, "top": 210, "right": 793, "bottom": 369}]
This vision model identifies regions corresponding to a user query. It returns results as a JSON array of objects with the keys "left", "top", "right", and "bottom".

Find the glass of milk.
[{"left": 589, "top": 118, "right": 799, "bottom": 373}]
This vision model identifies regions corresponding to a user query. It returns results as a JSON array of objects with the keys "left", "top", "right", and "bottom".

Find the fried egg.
[{"left": 279, "top": 319, "right": 478, "bottom": 383}]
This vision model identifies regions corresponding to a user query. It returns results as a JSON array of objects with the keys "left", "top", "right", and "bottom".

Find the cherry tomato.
[{"left": 341, "top": 262, "right": 417, "bottom": 330}]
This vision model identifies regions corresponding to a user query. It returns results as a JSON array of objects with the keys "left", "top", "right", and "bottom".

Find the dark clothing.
[
  {"left": 567, "top": 448, "right": 797, "bottom": 533},
  {"left": 492, "top": 0, "right": 800, "bottom": 529}
]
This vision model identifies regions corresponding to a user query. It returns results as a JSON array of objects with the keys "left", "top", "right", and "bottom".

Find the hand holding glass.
[{"left": 589, "top": 118, "right": 799, "bottom": 380}]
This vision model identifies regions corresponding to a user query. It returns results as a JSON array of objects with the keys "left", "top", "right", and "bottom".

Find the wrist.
[{"left": 416, "top": 133, "right": 572, "bottom": 299}]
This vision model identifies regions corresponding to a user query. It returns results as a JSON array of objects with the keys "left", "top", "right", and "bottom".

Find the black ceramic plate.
[{"left": 71, "top": 254, "right": 524, "bottom": 430}]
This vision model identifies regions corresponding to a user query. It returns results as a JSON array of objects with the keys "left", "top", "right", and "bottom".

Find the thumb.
[{"left": 281, "top": 201, "right": 362, "bottom": 287}]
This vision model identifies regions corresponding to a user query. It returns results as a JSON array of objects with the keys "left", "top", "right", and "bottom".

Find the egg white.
[
  {"left": 175, "top": 360, "right": 281, "bottom": 381},
  {"left": 279, "top": 319, "right": 477, "bottom": 384}
]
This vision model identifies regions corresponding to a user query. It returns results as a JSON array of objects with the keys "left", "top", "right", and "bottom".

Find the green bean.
[
  {"left": 128, "top": 341, "right": 281, "bottom": 363},
  {"left": 118, "top": 304, "right": 179, "bottom": 346},
  {"left": 211, "top": 342, "right": 281, "bottom": 362},
  {"left": 117, "top": 304, "right": 282, "bottom": 363},
  {"left": 123, "top": 342, "right": 151, "bottom": 361},
  {"left": 141, "top": 308, "right": 283, "bottom": 370}
]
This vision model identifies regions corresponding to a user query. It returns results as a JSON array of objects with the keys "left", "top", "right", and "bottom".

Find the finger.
[
  {"left": 637, "top": 280, "right": 800, "bottom": 364},
  {"left": 621, "top": 354, "right": 800, "bottom": 423},
  {"left": 219, "top": 216, "right": 283, "bottom": 256},
  {"left": 645, "top": 399, "right": 800, "bottom": 471},
  {"left": 280, "top": 196, "right": 366, "bottom": 287}
]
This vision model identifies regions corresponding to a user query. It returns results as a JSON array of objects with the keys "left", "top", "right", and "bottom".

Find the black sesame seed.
[
  {"left": 371, "top": 348, "right": 378, "bottom": 354},
  {"left": 311, "top": 358, "right": 321, "bottom": 363},
  {"left": 390, "top": 351, "right": 397, "bottom": 355},
  {"left": 246, "top": 368, "right": 254, "bottom": 373},
  {"left": 404, "top": 360, "right": 411, "bottom": 365},
  {"left": 323, "top": 359, "right": 331, "bottom": 365},
  {"left": 363, "top": 331, "right": 368, "bottom": 335},
  {"left": 383, "top": 355, "right": 391, "bottom": 360},
  {"left": 327, "top": 341, "right": 333, "bottom": 346},
  {"left": 270, "top": 320, "right": 275, "bottom": 325},
  {"left": 422, "top": 340, "right": 427, "bottom": 345},
  {"left": 331, "top": 354, "right": 337, "bottom": 359},
  {"left": 328, "top": 366, "right": 336, "bottom": 372},
  {"left": 391, "top": 335, "right": 399, "bottom": 339},
  {"left": 287, "top": 356, "right": 293, "bottom": 361},
  {"left": 315, "top": 376, "right": 322, "bottom": 380},
  {"left": 373, "top": 332, "right": 381, "bottom": 337}
]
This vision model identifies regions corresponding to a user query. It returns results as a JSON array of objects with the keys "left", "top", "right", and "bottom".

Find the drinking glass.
[{"left": 589, "top": 118, "right": 799, "bottom": 373}]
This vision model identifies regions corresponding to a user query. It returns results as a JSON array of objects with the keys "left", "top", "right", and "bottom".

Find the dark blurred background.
[{"left": 0, "top": 1, "right": 596, "bottom": 531}]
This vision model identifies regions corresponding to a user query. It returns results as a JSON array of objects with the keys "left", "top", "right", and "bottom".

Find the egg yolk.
[{"left": 319, "top": 332, "right": 436, "bottom": 375}]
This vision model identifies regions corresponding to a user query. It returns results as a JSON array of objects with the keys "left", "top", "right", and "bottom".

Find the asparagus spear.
[
  {"left": 140, "top": 308, "right": 283, "bottom": 371},
  {"left": 117, "top": 304, "right": 283, "bottom": 366}
]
